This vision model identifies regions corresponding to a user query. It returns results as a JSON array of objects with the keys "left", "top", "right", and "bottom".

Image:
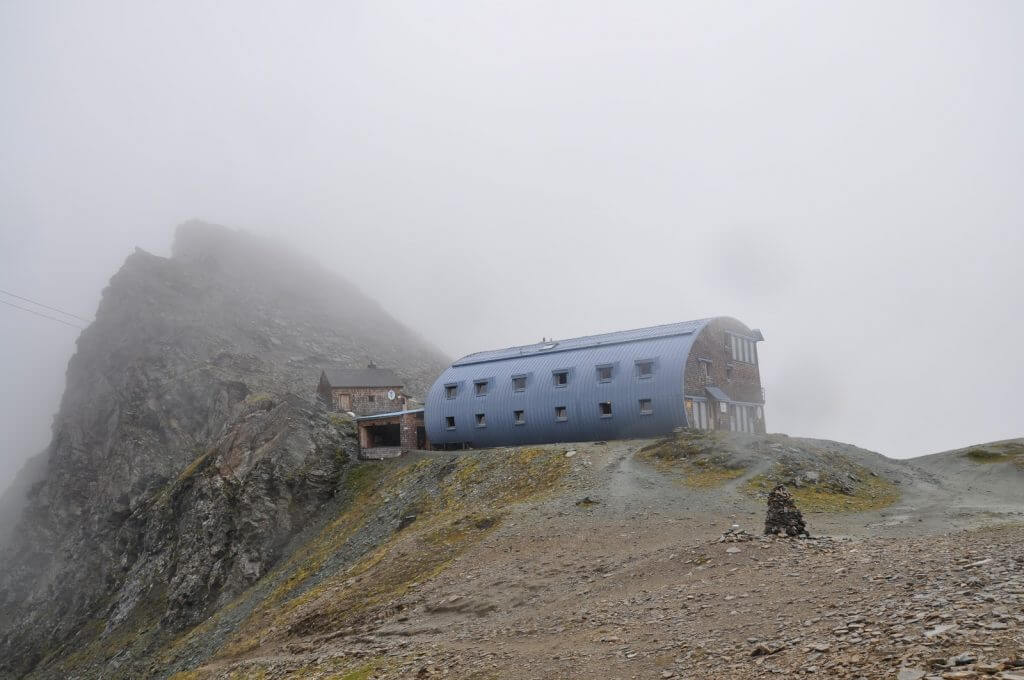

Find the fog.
[{"left": 1, "top": 1, "right": 1022, "bottom": 492}]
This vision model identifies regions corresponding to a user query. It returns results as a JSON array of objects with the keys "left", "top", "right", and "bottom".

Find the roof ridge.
[{"left": 453, "top": 318, "right": 713, "bottom": 367}]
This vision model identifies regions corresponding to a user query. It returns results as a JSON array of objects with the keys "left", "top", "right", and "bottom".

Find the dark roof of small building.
[{"left": 322, "top": 367, "right": 404, "bottom": 388}]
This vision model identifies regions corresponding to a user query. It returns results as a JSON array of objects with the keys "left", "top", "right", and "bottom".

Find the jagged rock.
[{"left": 0, "top": 222, "right": 448, "bottom": 679}]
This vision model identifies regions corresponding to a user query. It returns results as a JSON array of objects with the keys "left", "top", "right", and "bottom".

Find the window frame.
[
  {"left": 475, "top": 412, "right": 486, "bottom": 428},
  {"left": 473, "top": 379, "right": 489, "bottom": 396},
  {"left": 596, "top": 364, "right": 613, "bottom": 383},
  {"left": 513, "top": 409, "right": 526, "bottom": 425},
  {"left": 444, "top": 383, "right": 458, "bottom": 399},
  {"left": 552, "top": 369, "right": 569, "bottom": 387},
  {"left": 598, "top": 401, "right": 613, "bottom": 418},
  {"left": 635, "top": 359, "right": 654, "bottom": 379},
  {"left": 638, "top": 398, "right": 653, "bottom": 415},
  {"left": 444, "top": 415, "right": 456, "bottom": 430},
  {"left": 554, "top": 405, "right": 568, "bottom": 422},
  {"left": 511, "top": 374, "right": 527, "bottom": 392}
]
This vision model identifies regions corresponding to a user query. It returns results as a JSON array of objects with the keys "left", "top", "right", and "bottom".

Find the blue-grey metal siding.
[{"left": 426, "top": 319, "right": 712, "bottom": 447}]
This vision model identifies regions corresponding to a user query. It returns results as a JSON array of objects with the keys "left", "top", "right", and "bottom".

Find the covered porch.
[{"left": 355, "top": 408, "right": 428, "bottom": 459}]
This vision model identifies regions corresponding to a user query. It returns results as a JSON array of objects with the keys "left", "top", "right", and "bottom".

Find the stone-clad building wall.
[
  {"left": 683, "top": 317, "right": 765, "bottom": 432},
  {"left": 330, "top": 386, "right": 406, "bottom": 417}
]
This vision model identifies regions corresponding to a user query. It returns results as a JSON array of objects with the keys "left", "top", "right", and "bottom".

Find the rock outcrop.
[{"left": 0, "top": 221, "right": 448, "bottom": 678}]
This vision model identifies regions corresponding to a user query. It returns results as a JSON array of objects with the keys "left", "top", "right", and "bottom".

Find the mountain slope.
[{"left": 0, "top": 221, "right": 448, "bottom": 679}]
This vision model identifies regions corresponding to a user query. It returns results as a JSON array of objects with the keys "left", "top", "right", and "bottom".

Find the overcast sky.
[{"left": 1, "top": 1, "right": 1022, "bottom": 491}]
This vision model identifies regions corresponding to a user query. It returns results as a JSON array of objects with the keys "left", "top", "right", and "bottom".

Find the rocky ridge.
[{"left": 0, "top": 221, "right": 447, "bottom": 679}]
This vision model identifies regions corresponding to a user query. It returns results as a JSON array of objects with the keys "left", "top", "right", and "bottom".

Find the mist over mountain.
[{"left": 0, "top": 222, "right": 446, "bottom": 678}]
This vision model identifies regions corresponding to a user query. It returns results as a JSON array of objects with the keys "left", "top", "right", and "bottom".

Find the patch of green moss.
[
  {"left": 965, "top": 442, "right": 1024, "bottom": 464},
  {"left": 743, "top": 468, "right": 900, "bottom": 512},
  {"left": 637, "top": 432, "right": 746, "bottom": 488},
  {"left": 213, "top": 447, "right": 570, "bottom": 661}
]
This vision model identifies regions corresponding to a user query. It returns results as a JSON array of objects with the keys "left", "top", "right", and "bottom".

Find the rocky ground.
[{"left": 181, "top": 434, "right": 1024, "bottom": 680}]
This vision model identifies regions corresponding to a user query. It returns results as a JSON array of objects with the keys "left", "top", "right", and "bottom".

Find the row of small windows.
[
  {"left": 444, "top": 399, "right": 654, "bottom": 429},
  {"left": 445, "top": 360, "right": 656, "bottom": 399},
  {"left": 728, "top": 334, "right": 757, "bottom": 365}
]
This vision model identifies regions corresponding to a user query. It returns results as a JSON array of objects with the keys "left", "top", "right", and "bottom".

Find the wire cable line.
[
  {"left": 0, "top": 298, "right": 87, "bottom": 330},
  {"left": 0, "top": 287, "right": 93, "bottom": 322}
]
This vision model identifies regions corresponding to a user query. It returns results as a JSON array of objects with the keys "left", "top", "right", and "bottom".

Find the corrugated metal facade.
[{"left": 425, "top": 319, "right": 713, "bottom": 447}]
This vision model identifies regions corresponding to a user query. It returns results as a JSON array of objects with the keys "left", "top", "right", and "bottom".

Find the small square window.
[
  {"left": 513, "top": 410, "right": 526, "bottom": 425},
  {"left": 512, "top": 375, "right": 526, "bottom": 391},
  {"left": 368, "top": 395, "right": 375, "bottom": 402},
  {"left": 554, "top": 405, "right": 567, "bottom": 421},
  {"left": 636, "top": 361, "right": 654, "bottom": 378},
  {"left": 445, "top": 416, "right": 456, "bottom": 429},
  {"left": 474, "top": 380, "right": 488, "bottom": 396},
  {"left": 596, "top": 365, "right": 613, "bottom": 382},
  {"left": 553, "top": 370, "right": 569, "bottom": 387},
  {"left": 599, "top": 401, "right": 612, "bottom": 417},
  {"left": 475, "top": 413, "right": 486, "bottom": 427},
  {"left": 445, "top": 384, "right": 457, "bottom": 399},
  {"left": 639, "top": 398, "right": 653, "bottom": 414}
]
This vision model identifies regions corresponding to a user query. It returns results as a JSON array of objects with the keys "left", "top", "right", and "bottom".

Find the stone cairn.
[{"left": 764, "top": 485, "right": 810, "bottom": 537}]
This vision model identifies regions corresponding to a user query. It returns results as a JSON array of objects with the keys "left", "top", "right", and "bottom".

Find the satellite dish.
[{"left": 387, "top": 389, "right": 396, "bottom": 400}]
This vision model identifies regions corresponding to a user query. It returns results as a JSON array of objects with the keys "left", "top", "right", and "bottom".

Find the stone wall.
[
  {"left": 683, "top": 317, "right": 765, "bottom": 432},
  {"left": 331, "top": 386, "right": 406, "bottom": 417}
]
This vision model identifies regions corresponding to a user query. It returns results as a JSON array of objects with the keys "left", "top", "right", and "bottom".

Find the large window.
[{"left": 729, "top": 334, "right": 757, "bottom": 365}]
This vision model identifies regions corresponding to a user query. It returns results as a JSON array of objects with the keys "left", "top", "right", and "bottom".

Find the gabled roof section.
[
  {"left": 452, "top": 318, "right": 712, "bottom": 367},
  {"left": 322, "top": 367, "right": 404, "bottom": 388}
]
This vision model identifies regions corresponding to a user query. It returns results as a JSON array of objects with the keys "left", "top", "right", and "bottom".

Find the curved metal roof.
[{"left": 426, "top": 318, "right": 713, "bottom": 447}]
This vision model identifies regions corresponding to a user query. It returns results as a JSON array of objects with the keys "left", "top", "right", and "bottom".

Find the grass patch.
[
  {"left": 244, "top": 392, "right": 274, "bottom": 406},
  {"left": 638, "top": 432, "right": 747, "bottom": 488},
  {"left": 965, "top": 441, "right": 1024, "bottom": 465},
  {"left": 210, "top": 447, "right": 570, "bottom": 663},
  {"left": 744, "top": 468, "right": 899, "bottom": 512}
]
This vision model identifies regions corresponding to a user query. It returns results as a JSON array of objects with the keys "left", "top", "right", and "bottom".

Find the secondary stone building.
[
  {"left": 317, "top": 364, "right": 428, "bottom": 458},
  {"left": 425, "top": 317, "right": 765, "bottom": 449}
]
